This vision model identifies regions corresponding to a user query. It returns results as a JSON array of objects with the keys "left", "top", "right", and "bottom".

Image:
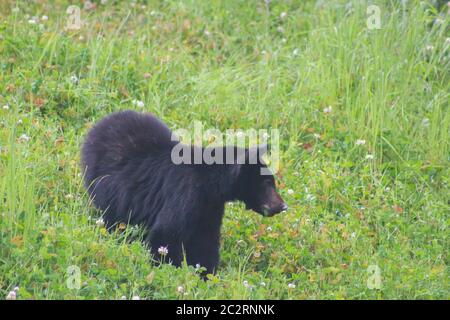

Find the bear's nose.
[{"left": 281, "top": 203, "right": 288, "bottom": 212}]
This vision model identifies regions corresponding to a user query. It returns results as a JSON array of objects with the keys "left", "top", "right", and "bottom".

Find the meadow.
[{"left": 0, "top": 0, "right": 448, "bottom": 299}]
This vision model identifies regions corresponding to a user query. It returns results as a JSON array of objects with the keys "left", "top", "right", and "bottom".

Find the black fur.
[{"left": 81, "top": 110, "right": 286, "bottom": 274}]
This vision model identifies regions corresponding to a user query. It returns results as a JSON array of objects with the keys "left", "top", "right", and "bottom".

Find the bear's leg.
[{"left": 184, "top": 230, "right": 220, "bottom": 276}]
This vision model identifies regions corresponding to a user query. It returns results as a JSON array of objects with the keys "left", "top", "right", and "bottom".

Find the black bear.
[{"left": 81, "top": 110, "right": 287, "bottom": 275}]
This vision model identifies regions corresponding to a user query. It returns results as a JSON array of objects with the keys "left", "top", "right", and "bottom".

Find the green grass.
[{"left": 0, "top": 0, "right": 448, "bottom": 299}]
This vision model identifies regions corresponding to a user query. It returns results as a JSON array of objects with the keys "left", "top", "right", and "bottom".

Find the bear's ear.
[
  {"left": 234, "top": 144, "right": 269, "bottom": 166},
  {"left": 257, "top": 143, "right": 270, "bottom": 155},
  {"left": 246, "top": 144, "right": 269, "bottom": 164}
]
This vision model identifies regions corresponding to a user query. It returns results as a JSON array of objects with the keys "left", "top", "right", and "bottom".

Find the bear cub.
[{"left": 81, "top": 110, "right": 287, "bottom": 275}]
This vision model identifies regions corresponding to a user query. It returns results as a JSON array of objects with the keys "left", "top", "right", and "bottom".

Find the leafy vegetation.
[{"left": 0, "top": 0, "right": 448, "bottom": 299}]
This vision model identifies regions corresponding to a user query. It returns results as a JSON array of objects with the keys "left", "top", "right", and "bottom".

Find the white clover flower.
[
  {"left": 19, "top": 134, "right": 30, "bottom": 142},
  {"left": 96, "top": 218, "right": 105, "bottom": 227},
  {"left": 318, "top": 222, "right": 325, "bottom": 231},
  {"left": 280, "top": 12, "right": 287, "bottom": 19},
  {"left": 277, "top": 26, "right": 285, "bottom": 33},
  {"left": 355, "top": 139, "right": 366, "bottom": 146},
  {"left": 70, "top": 75, "right": 79, "bottom": 84},
  {"left": 287, "top": 189, "right": 294, "bottom": 195},
  {"left": 287, "top": 283, "right": 296, "bottom": 289},
  {"left": 6, "top": 291, "right": 16, "bottom": 300},
  {"left": 422, "top": 118, "right": 430, "bottom": 128},
  {"left": 2, "top": 105, "right": 9, "bottom": 110},
  {"left": 158, "top": 246, "right": 168, "bottom": 256},
  {"left": 195, "top": 263, "right": 201, "bottom": 270},
  {"left": 350, "top": 232, "right": 356, "bottom": 239},
  {"left": 281, "top": 38, "right": 287, "bottom": 43},
  {"left": 260, "top": 281, "right": 266, "bottom": 287},
  {"left": 41, "top": 15, "right": 48, "bottom": 21},
  {"left": 120, "top": 295, "right": 126, "bottom": 300},
  {"left": 28, "top": 19, "right": 37, "bottom": 24},
  {"left": 305, "top": 193, "right": 316, "bottom": 202},
  {"left": 313, "top": 133, "right": 321, "bottom": 139},
  {"left": 101, "top": 0, "right": 108, "bottom": 5},
  {"left": 132, "top": 295, "right": 140, "bottom": 300},
  {"left": 266, "top": 226, "right": 272, "bottom": 232},
  {"left": 243, "top": 280, "right": 253, "bottom": 289},
  {"left": 323, "top": 106, "right": 332, "bottom": 114},
  {"left": 12, "top": 7, "right": 20, "bottom": 13},
  {"left": 425, "top": 45, "right": 434, "bottom": 51},
  {"left": 365, "top": 154, "right": 374, "bottom": 160},
  {"left": 84, "top": 0, "right": 95, "bottom": 10},
  {"left": 177, "top": 286, "right": 184, "bottom": 294},
  {"left": 132, "top": 99, "right": 145, "bottom": 108},
  {"left": 204, "top": 30, "right": 211, "bottom": 36},
  {"left": 13, "top": 286, "right": 19, "bottom": 292},
  {"left": 292, "top": 48, "right": 300, "bottom": 56}
]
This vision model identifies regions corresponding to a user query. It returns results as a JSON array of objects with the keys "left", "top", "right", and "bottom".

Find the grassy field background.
[{"left": 0, "top": 0, "right": 448, "bottom": 299}]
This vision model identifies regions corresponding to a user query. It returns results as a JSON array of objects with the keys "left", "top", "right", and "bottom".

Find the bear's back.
[{"left": 81, "top": 110, "right": 177, "bottom": 188}]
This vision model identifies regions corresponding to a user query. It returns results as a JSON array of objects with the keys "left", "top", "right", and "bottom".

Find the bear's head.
[{"left": 231, "top": 145, "right": 287, "bottom": 217}]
